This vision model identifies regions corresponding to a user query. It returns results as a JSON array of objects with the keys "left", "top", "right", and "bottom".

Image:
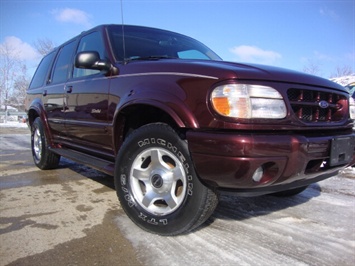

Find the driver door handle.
[{"left": 66, "top": 85, "right": 73, "bottom": 93}]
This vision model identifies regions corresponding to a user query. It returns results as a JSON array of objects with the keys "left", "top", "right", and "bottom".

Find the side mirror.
[{"left": 75, "top": 51, "right": 111, "bottom": 71}]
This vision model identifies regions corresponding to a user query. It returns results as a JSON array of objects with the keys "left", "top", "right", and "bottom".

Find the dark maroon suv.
[{"left": 25, "top": 24, "right": 355, "bottom": 235}]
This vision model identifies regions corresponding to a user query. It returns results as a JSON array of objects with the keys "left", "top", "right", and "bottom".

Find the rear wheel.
[
  {"left": 31, "top": 117, "right": 60, "bottom": 170},
  {"left": 114, "top": 123, "right": 218, "bottom": 235}
]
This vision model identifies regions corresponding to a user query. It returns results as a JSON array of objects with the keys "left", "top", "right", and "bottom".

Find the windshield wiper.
[{"left": 125, "top": 55, "right": 177, "bottom": 63}]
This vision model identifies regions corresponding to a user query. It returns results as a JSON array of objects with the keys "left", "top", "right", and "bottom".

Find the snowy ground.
[
  {"left": 115, "top": 172, "right": 355, "bottom": 266},
  {"left": 0, "top": 121, "right": 28, "bottom": 128},
  {"left": 1, "top": 123, "right": 354, "bottom": 265}
]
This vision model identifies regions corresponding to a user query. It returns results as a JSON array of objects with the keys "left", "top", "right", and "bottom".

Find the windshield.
[{"left": 107, "top": 25, "right": 221, "bottom": 62}]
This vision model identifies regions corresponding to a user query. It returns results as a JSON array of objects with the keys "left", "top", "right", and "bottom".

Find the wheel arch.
[
  {"left": 27, "top": 107, "right": 40, "bottom": 127},
  {"left": 112, "top": 100, "right": 193, "bottom": 154},
  {"left": 27, "top": 100, "right": 54, "bottom": 147}
]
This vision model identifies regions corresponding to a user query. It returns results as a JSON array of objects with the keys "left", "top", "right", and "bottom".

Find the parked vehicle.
[
  {"left": 345, "top": 82, "right": 355, "bottom": 99},
  {"left": 25, "top": 25, "right": 355, "bottom": 235}
]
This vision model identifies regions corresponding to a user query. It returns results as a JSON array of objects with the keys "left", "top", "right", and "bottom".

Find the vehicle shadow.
[
  {"left": 62, "top": 158, "right": 323, "bottom": 227},
  {"left": 61, "top": 158, "right": 116, "bottom": 190},
  {"left": 210, "top": 183, "right": 322, "bottom": 223}
]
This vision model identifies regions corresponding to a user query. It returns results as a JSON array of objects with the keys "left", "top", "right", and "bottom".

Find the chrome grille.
[{"left": 287, "top": 88, "right": 347, "bottom": 122}]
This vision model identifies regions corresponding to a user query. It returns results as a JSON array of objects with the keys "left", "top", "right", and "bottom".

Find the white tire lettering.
[
  {"left": 167, "top": 142, "right": 177, "bottom": 153},
  {"left": 157, "top": 138, "right": 166, "bottom": 146},
  {"left": 159, "top": 219, "right": 168, "bottom": 225},
  {"left": 147, "top": 218, "right": 158, "bottom": 225},
  {"left": 139, "top": 212, "right": 147, "bottom": 221},
  {"left": 188, "top": 183, "right": 193, "bottom": 196},
  {"left": 184, "top": 163, "right": 190, "bottom": 173},
  {"left": 138, "top": 138, "right": 150, "bottom": 147},
  {"left": 120, "top": 174, "right": 127, "bottom": 186},
  {"left": 177, "top": 151, "right": 186, "bottom": 163}
]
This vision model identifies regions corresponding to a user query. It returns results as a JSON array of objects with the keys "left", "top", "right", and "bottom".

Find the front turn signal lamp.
[{"left": 211, "top": 84, "right": 286, "bottom": 119}]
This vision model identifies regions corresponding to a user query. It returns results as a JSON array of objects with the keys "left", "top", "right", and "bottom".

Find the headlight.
[
  {"left": 349, "top": 97, "right": 355, "bottom": 120},
  {"left": 211, "top": 84, "right": 286, "bottom": 119}
]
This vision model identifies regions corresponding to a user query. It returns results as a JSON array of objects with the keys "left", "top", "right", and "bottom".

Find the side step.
[{"left": 50, "top": 147, "right": 115, "bottom": 176}]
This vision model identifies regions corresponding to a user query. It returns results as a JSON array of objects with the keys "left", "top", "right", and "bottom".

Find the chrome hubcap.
[
  {"left": 130, "top": 148, "right": 187, "bottom": 216},
  {"left": 33, "top": 128, "right": 42, "bottom": 161}
]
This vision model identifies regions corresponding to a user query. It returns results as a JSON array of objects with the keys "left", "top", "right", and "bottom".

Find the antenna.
[{"left": 120, "top": 0, "right": 127, "bottom": 63}]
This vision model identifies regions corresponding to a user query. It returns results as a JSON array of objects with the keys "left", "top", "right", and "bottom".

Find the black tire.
[
  {"left": 271, "top": 186, "right": 308, "bottom": 197},
  {"left": 114, "top": 123, "right": 218, "bottom": 235},
  {"left": 31, "top": 117, "right": 60, "bottom": 170}
]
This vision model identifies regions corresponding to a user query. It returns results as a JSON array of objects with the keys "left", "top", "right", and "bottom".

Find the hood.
[
  {"left": 119, "top": 59, "right": 347, "bottom": 93},
  {"left": 189, "top": 60, "right": 347, "bottom": 92}
]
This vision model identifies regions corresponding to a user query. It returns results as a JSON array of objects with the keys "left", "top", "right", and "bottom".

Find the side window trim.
[{"left": 46, "top": 50, "right": 59, "bottom": 85}]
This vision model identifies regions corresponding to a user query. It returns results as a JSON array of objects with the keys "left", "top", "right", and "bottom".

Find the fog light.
[{"left": 252, "top": 166, "right": 264, "bottom": 182}]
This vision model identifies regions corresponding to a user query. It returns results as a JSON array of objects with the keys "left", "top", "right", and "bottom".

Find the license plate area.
[{"left": 330, "top": 137, "right": 354, "bottom": 166}]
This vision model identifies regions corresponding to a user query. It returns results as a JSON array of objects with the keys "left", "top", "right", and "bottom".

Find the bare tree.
[
  {"left": 12, "top": 64, "right": 30, "bottom": 111},
  {"left": 33, "top": 38, "right": 55, "bottom": 56},
  {"left": 302, "top": 59, "right": 323, "bottom": 77},
  {"left": 0, "top": 38, "right": 32, "bottom": 114},
  {"left": 330, "top": 65, "right": 353, "bottom": 78},
  {"left": 0, "top": 41, "right": 20, "bottom": 111}
]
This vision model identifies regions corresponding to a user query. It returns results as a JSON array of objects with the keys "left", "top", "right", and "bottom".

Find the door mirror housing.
[{"left": 75, "top": 51, "right": 111, "bottom": 71}]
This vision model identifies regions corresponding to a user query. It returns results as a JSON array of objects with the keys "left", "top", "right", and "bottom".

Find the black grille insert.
[{"left": 287, "top": 89, "right": 347, "bottom": 122}]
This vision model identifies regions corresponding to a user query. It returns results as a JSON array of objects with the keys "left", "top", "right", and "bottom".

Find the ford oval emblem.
[{"left": 319, "top": 100, "right": 329, "bottom": 109}]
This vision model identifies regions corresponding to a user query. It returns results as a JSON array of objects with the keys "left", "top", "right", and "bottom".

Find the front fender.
[{"left": 115, "top": 89, "right": 199, "bottom": 129}]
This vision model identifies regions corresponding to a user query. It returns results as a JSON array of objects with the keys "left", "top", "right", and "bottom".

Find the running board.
[{"left": 49, "top": 147, "right": 115, "bottom": 176}]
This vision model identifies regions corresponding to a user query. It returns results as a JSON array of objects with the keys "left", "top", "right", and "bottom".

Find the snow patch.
[
  {"left": 330, "top": 74, "right": 355, "bottom": 86},
  {"left": 0, "top": 121, "right": 28, "bottom": 128}
]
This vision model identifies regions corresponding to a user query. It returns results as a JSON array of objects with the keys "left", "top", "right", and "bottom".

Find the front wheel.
[
  {"left": 31, "top": 117, "right": 60, "bottom": 170},
  {"left": 114, "top": 123, "right": 218, "bottom": 235}
]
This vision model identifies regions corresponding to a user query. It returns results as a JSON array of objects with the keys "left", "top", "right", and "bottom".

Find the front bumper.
[{"left": 187, "top": 130, "right": 355, "bottom": 195}]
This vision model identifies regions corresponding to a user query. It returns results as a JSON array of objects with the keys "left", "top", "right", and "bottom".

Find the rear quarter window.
[{"left": 28, "top": 51, "right": 56, "bottom": 89}]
